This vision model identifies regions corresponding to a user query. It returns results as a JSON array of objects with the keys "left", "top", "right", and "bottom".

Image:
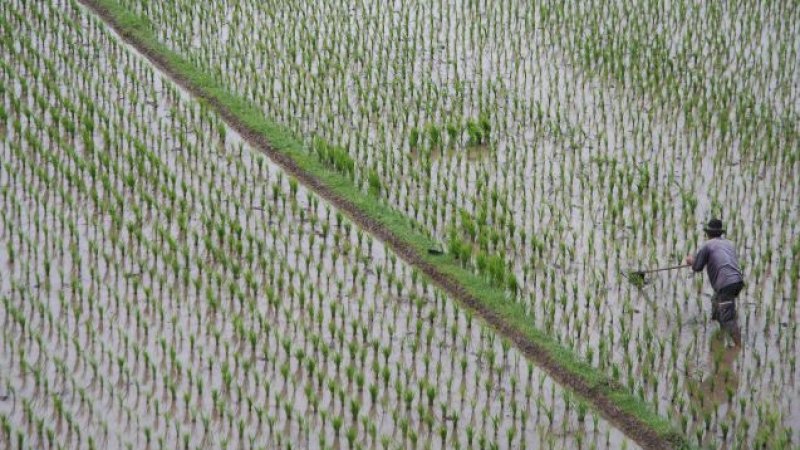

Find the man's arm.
[{"left": 689, "top": 245, "right": 708, "bottom": 272}]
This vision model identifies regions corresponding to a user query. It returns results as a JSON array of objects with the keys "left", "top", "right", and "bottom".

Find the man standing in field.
[{"left": 686, "top": 219, "right": 745, "bottom": 346}]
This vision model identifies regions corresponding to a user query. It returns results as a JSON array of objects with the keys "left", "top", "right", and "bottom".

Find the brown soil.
[{"left": 77, "top": 0, "right": 682, "bottom": 448}]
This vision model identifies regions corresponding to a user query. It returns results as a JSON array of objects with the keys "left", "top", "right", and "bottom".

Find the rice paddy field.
[{"left": 1, "top": 0, "right": 798, "bottom": 449}]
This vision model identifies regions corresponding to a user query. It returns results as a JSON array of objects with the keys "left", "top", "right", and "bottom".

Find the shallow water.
[
  {"left": 0, "top": 0, "right": 641, "bottom": 448},
  {"left": 10, "top": 0, "right": 800, "bottom": 446}
]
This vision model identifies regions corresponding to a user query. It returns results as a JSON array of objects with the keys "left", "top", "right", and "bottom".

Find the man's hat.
[{"left": 703, "top": 218, "right": 726, "bottom": 234}]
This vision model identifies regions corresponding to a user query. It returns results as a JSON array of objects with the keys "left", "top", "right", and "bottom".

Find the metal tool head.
[{"left": 623, "top": 270, "right": 647, "bottom": 287}]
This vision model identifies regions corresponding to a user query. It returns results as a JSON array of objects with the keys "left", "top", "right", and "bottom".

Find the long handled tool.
[
  {"left": 624, "top": 264, "right": 691, "bottom": 286},
  {"left": 629, "top": 264, "right": 691, "bottom": 278}
]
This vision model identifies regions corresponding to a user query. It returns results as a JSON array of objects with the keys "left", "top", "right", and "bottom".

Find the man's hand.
[{"left": 685, "top": 254, "right": 694, "bottom": 265}]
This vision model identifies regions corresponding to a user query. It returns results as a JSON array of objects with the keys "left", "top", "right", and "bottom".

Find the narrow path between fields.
[{"left": 76, "top": 0, "right": 687, "bottom": 448}]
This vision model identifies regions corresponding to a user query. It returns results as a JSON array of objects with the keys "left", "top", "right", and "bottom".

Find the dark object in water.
[
  {"left": 622, "top": 270, "right": 647, "bottom": 287},
  {"left": 623, "top": 264, "right": 691, "bottom": 286}
]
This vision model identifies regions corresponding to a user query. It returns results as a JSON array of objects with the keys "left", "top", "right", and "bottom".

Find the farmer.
[{"left": 685, "top": 218, "right": 745, "bottom": 346}]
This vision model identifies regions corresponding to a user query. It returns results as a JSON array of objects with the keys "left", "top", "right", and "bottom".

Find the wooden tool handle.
[{"left": 641, "top": 264, "right": 691, "bottom": 274}]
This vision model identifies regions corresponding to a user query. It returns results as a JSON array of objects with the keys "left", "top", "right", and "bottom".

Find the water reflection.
[{"left": 686, "top": 329, "right": 740, "bottom": 446}]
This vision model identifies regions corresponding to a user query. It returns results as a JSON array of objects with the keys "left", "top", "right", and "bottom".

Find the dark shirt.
[{"left": 692, "top": 237, "right": 744, "bottom": 292}]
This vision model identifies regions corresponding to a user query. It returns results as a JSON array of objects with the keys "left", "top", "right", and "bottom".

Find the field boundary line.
[{"left": 75, "top": 0, "right": 690, "bottom": 447}]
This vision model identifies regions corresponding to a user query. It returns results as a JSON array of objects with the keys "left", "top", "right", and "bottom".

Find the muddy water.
[{"left": 0, "top": 0, "right": 642, "bottom": 449}]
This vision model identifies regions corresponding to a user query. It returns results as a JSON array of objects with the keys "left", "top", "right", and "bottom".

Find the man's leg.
[
  {"left": 721, "top": 308, "right": 741, "bottom": 346},
  {"left": 711, "top": 291, "right": 721, "bottom": 321},
  {"left": 717, "top": 282, "right": 744, "bottom": 346},
  {"left": 730, "top": 323, "right": 742, "bottom": 347},
  {"left": 717, "top": 299, "right": 739, "bottom": 344}
]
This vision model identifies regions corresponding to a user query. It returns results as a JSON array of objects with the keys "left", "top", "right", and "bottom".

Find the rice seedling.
[{"left": 4, "top": 0, "right": 799, "bottom": 447}]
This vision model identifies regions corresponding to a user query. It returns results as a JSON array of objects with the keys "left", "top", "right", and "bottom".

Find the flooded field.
[
  {"left": 111, "top": 0, "right": 800, "bottom": 447},
  {"left": 0, "top": 0, "right": 639, "bottom": 448}
]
